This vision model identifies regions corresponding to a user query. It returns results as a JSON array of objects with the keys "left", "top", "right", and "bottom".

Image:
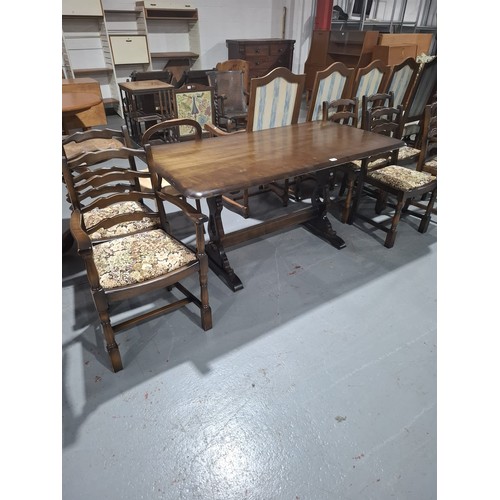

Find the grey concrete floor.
[{"left": 62, "top": 113, "right": 437, "bottom": 500}]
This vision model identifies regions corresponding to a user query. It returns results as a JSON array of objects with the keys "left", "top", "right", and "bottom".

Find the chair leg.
[
  {"left": 384, "top": 196, "right": 404, "bottom": 249},
  {"left": 418, "top": 188, "right": 437, "bottom": 234},
  {"left": 347, "top": 171, "right": 364, "bottom": 225},
  {"left": 92, "top": 289, "right": 123, "bottom": 372},
  {"left": 375, "top": 190, "right": 388, "bottom": 214},
  {"left": 338, "top": 172, "right": 348, "bottom": 196}
]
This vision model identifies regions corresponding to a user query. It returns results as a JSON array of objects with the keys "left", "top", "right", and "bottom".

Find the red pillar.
[{"left": 314, "top": 0, "right": 333, "bottom": 30}]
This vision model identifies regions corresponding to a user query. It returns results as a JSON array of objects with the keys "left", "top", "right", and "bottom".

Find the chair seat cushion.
[
  {"left": 423, "top": 159, "right": 437, "bottom": 176},
  {"left": 83, "top": 201, "right": 159, "bottom": 240},
  {"left": 93, "top": 229, "right": 197, "bottom": 289},
  {"left": 367, "top": 165, "right": 436, "bottom": 191},
  {"left": 64, "top": 138, "right": 124, "bottom": 160},
  {"left": 351, "top": 157, "right": 388, "bottom": 170},
  {"left": 398, "top": 145, "right": 420, "bottom": 160}
]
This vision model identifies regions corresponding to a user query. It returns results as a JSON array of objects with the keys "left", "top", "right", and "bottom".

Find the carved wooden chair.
[
  {"left": 305, "top": 62, "right": 354, "bottom": 122},
  {"left": 208, "top": 67, "right": 305, "bottom": 218},
  {"left": 139, "top": 118, "right": 204, "bottom": 213},
  {"left": 415, "top": 102, "right": 437, "bottom": 176},
  {"left": 206, "top": 70, "right": 248, "bottom": 131},
  {"left": 349, "top": 104, "right": 437, "bottom": 248},
  {"left": 328, "top": 94, "right": 405, "bottom": 223},
  {"left": 216, "top": 59, "right": 250, "bottom": 101},
  {"left": 346, "top": 101, "right": 407, "bottom": 224},
  {"left": 409, "top": 101, "right": 437, "bottom": 215},
  {"left": 359, "top": 91, "right": 420, "bottom": 164},
  {"left": 63, "top": 146, "right": 212, "bottom": 372}
]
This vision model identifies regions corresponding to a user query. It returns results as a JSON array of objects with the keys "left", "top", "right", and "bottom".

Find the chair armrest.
[
  {"left": 156, "top": 192, "right": 208, "bottom": 226},
  {"left": 204, "top": 123, "right": 246, "bottom": 137},
  {"left": 69, "top": 210, "right": 92, "bottom": 253}
]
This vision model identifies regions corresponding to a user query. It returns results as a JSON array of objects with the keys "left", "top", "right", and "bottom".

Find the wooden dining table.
[{"left": 147, "top": 120, "right": 405, "bottom": 291}]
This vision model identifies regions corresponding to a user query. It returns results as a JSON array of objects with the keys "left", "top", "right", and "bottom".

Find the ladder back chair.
[
  {"left": 62, "top": 126, "right": 140, "bottom": 251},
  {"left": 140, "top": 118, "right": 204, "bottom": 214},
  {"left": 349, "top": 105, "right": 437, "bottom": 248},
  {"left": 347, "top": 101, "right": 407, "bottom": 224},
  {"left": 63, "top": 146, "right": 212, "bottom": 372}
]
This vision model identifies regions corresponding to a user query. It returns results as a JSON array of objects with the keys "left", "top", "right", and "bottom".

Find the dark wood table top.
[
  {"left": 62, "top": 92, "right": 102, "bottom": 115},
  {"left": 148, "top": 120, "right": 405, "bottom": 199}
]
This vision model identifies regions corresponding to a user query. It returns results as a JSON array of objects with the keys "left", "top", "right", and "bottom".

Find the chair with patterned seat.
[
  {"left": 63, "top": 146, "right": 212, "bottom": 372},
  {"left": 349, "top": 104, "right": 437, "bottom": 248},
  {"left": 332, "top": 94, "right": 407, "bottom": 223}
]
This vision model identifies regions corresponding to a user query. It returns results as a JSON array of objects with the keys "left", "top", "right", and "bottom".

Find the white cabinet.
[
  {"left": 62, "top": 0, "right": 103, "bottom": 16},
  {"left": 109, "top": 35, "right": 150, "bottom": 65}
]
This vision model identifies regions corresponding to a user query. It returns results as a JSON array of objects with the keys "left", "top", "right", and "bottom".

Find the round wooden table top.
[{"left": 62, "top": 92, "right": 102, "bottom": 115}]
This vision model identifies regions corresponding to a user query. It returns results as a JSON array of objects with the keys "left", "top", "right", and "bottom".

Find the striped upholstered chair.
[
  {"left": 220, "top": 67, "right": 306, "bottom": 218},
  {"left": 350, "top": 60, "right": 391, "bottom": 126},
  {"left": 306, "top": 62, "right": 354, "bottom": 122}
]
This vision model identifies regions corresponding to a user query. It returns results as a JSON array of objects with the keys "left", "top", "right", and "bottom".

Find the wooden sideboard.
[
  {"left": 226, "top": 39, "right": 295, "bottom": 80},
  {"left": 303, "top": 30, "right": 379, "bottom": 93}
]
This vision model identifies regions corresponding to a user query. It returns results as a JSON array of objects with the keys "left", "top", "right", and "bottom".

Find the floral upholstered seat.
[
  {"left": 92, "top": 229, "right": 196, "bottom": 289},
  {"left": 367, "top": 165, "right": 436, "bottom": 190}
]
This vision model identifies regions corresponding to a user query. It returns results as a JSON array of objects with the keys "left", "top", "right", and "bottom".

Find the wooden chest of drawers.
[{"left": 226, "top": 39, "right": 295, "bottom": 80}]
